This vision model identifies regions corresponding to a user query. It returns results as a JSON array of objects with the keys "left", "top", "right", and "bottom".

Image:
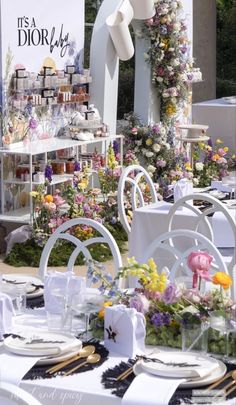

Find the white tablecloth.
[
  {"left": 128, "top": 201, "right": 235, "bottom": 264},
  {"left": 192, "top": 98, "right": 236, "bottom": 151}
]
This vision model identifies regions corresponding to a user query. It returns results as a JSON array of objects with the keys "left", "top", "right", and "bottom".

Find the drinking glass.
[
  {"left": 71, "top": 288, "right": 104, "bottom": 340},
  {"left": 182, "top": 321, "right": 209, "bottom": 354},
  {"left": 45, "top": 276, "right": 72, "bottom": 333}
]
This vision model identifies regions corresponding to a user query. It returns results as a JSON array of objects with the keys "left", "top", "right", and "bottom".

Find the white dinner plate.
[
  {"left": 2, "top": 274, "right": 43, "bottom": 297},
  {"left": 4, "top": 331, "right": 82, "bottom": 357},
  {"left": 26, "top": 287, "right": 44, "bottom": 299},
  {"left": 136, "top": 352, "right": 223, "bottom": 379},
  {"left": 222, "top": 199, "right": 236, "bottom": 209},
  {"left": 133, "top": 355, "right": 226, "bottom": 388},
  {"left": 209, "top": 190, "right": 227, "bottom": 199}
]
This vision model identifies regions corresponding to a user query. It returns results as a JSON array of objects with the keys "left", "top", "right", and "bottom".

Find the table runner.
[{"left": 22, "top": 339, "right": 108, "bottom": 380}]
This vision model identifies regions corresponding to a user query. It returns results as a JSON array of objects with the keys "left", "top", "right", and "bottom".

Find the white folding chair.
[
  {"left": 167, "top": 193, "right": 236, "bottom": 274},
  {"left": 142, "top": 229, "right": 228, "bottom": 291},
  {"left": 38, "top": 218, "right": 122, "bottom": 280},
  {"left": 0, "top": 382, "right": 41, "bottom": 405},
  {"left": 118, "top": 164, "right": 158, "bottom": 235}
]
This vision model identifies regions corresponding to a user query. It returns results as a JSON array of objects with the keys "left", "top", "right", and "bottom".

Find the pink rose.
[
  {"left": 218, "top": 148, "right": 226, "bottom": 157},
  {"left": 187, "top": 251, "right": 213, "bottom": 289},
  {"left": 131, "top": 127, "right": 138, "bottom": 135}
]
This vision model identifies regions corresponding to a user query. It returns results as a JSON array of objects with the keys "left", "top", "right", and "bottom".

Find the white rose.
[
  {"left": 165, "top": 143, "right": 170, "bottom": 150},
  {"left": 147, "top": 165, "right": 156, "bottom": 173},
  {"left": 195, "top": 162, "right": 204, "bottom": 171},
  {"left": 173, "top": 59, "right": 180, "bottom": 66},
  {"left": 135, "top": 140, "right": 142, "bottom": 146},
  {"left": 193, "top": 177, "right": 199, "bottom": 186},
  {"left": 153, "top": 143, "right": 161, "bottom": 153},
  {"left": 156, "top": 77, "right": 163, "bottom": 82},
  {"left": 173, "top": 22, "right": 181, "bottom": 31},
  {"left": 160, "top": 127, "right": 166, "bottom": 136},
  {"left": 146, "top": 151, "right": 154, "bottom": 158},
  {"left": 142, "top": 148, "right": 147, "bottom": 155}
]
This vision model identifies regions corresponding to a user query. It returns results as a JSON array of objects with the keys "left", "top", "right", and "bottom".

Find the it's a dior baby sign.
[{"left": 0, "top": 0, "right": 84, "bottom": 73}]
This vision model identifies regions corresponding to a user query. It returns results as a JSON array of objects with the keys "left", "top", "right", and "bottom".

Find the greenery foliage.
[{"left": 216, "top": 0, "right": 236, "bottom": 97}]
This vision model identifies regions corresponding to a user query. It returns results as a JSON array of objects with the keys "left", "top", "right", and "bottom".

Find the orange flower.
[
  {"left": 212, "top": 272, "right": 232, "bottom": 290},
  {"left": 44, "top": 194, "right": 53, "bottom": 203},
  {"left": 212, "top": 154, "right": 220, "bottom": 161}
]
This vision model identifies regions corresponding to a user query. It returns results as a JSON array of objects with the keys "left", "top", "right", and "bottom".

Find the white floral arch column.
[{"left": 90, "top": 0, "right": 193, "bottom": 133}]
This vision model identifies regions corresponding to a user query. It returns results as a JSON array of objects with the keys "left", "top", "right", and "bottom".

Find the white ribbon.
[{"left": 106, "top": 0, "right": 155, "bottom": 61}]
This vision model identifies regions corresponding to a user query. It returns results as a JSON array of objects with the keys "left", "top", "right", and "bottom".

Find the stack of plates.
[
  {"left": 209, "top": 190, "right": 227, "bottom": 200},
  {"left": 134, "top": 352, "right": 226, "bottom": 388},
  {"left": 2, "top": 274, "right": 44, "bottom": 299},
  {"left": 3, "top": 331, "right": 82, "bottom": 365}
]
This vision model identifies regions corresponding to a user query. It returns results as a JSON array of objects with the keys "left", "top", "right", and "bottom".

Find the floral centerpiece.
[
  {"left": 89, "top": 254, "right": 235, "bottom": 356},
  {"left": 192, "top": 138, "right": 236, "bottom": 187}
]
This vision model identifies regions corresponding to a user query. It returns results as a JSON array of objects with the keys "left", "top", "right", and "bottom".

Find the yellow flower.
[
  {"left": 232, "top": 154, "right": 236, "bottom": 159},
  {"left": 166, "top": 104, "right": 176, "bottom": 116},
  {"left": 127, "top": 257, "right": 137, "bottom": 266},
  {"left": 224, "top": 147, "right": 229, "bottom": 152},
  {"left": 146, "top": 138, "right": 153, "bottom": 146},
  {"left": 216, "top": 139, "right": 223, "bottom": 144},
  {"left": 98, "top": 301, "right": 113, "bottom": 318},
  {"left": 148, "top": 258, "right": 157, "bottom": 272},
  {"left": 212, "top": 272, "right": 232, "bottom": 290},
  {"left": 30, "top": 191, "right": 39, "bottom": 198},
  {"left": 185, "top": 162, "right": 192, "bottom": 171}
]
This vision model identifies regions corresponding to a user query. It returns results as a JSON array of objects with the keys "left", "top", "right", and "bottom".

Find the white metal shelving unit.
[{"left": 0, "top": 134, "right": 123, "bottom": 224}]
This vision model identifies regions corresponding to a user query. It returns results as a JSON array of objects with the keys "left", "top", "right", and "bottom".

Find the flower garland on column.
[{"left": 144, "top": 0, "right": 193, "bottom": 130}]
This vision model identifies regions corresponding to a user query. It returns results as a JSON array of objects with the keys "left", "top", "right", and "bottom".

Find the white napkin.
[
  {"left": 0, "top": 353, "right": 40, "bottom": 385},
  {"left": 122, "top": 373, "right": 186, "bottom": 405},
  {"left": 0, "top": 293, "right": 15, "bottom": 335},
  {"left": 44, "top": 272, "right": 86, "bottom": 314},
  {"left": 174, "top": 179, "right": 193, "bottom": 203},
  {"left": 8, "top": 335, "right": 81, "bottom": 356}
]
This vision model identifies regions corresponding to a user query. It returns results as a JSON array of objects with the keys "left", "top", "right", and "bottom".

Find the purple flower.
[
  {"left": 29, "top": 117, "right": 37, "bottom": 129},
  {"left": 151, "top": 312, "right": 163, "bottom": 327},
  {"left": 162, "top": 284, "right": 179, "bottom": 304},
  {"left": 151, "top": 312, "right": 171, "bottom": 327},
  {"left": 156, "top": 159, "right": 167, "bottom": 168},
  {"left": 129, "top": 294, "right": 150, "bottom": 315},
  {"left": 74, "top": 161, "right": 81, "bottom": 171}
]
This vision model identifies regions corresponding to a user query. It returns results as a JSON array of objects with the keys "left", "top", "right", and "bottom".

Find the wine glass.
[{"left": 71, "top": 288, "right": 104, "bottom": 340}]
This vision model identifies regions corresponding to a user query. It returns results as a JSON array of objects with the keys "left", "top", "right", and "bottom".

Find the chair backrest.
[
  {"left": 142, "top": 229, "right": 228, "bottom": 289},
  {"left": 38, "top": 217, "right": 122, "bottom": 280},
  {"left": 0, "top": 382, "right": 41, "bottom": 405},
  {"left": 118, "top": 164, "right": 158, "bottom": 235},
  {"left": 167, "top": 193, "right": 236, "bottom": 273}
]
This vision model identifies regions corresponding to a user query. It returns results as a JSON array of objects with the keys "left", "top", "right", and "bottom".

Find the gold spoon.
[
  {"left": 63, "top": 353, "right": 101, "bottom": 376},
  {"left": 214, "top": 370, "right": 236, "bottom": 397},
  {"left": 46, "top": 345, "right": 95, "bottom": 374}
]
